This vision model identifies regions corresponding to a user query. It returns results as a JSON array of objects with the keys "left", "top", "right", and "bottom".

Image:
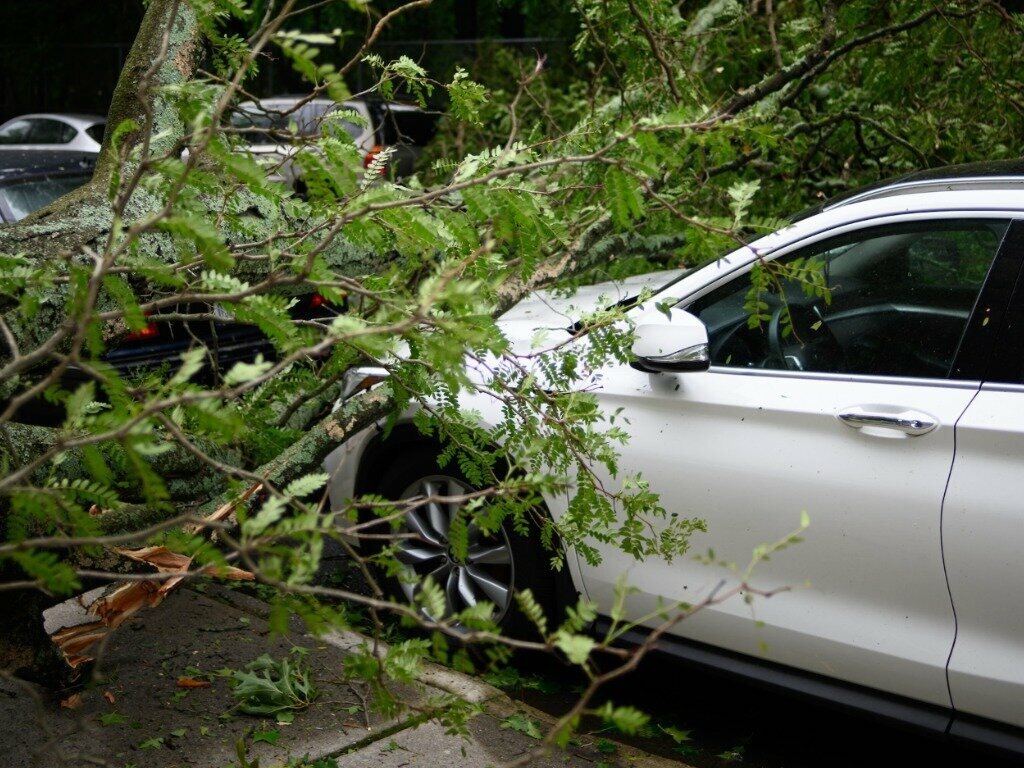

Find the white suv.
[{"left": 325, "top": 160, "right": 1024, "bottom": 756}]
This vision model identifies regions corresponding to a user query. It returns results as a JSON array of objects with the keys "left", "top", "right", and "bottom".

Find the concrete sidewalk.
[{"left": 2, "top": 584, "right": 686, "bottom": 768}]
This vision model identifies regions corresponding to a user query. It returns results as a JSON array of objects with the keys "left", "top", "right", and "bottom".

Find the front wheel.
[{"left": 371, "top": 448, "right": 569, "bottom": 638}]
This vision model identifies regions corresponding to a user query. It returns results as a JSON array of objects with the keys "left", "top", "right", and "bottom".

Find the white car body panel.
[
  {"left": 943, "top": 384, "right": 1024, "bottom": 727},
  {"left": 574, "top": 357, "right": 976, "bottom": 706}
]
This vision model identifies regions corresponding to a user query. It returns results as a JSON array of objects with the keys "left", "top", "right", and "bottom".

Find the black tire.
[{"left": 368, "top": 447, "right": 569, "bottom": 639}]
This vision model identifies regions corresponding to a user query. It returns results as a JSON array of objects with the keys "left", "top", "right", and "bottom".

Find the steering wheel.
[{"left": 767, "top": 303, "right": 846, "bottom": 372}]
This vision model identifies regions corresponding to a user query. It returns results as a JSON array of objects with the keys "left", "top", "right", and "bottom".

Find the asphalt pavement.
[{"left": 1, "top": 583, "right": 686, "bottom": 768}]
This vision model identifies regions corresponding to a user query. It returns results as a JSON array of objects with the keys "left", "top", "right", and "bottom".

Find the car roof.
[
  {"left": 239, "top": 96, "right": 334, "bottom": 107},
  {"left": 1, "top": 113, "right": 105, "bottom": 128},
  {"left": 792, "top": 159, "right": 1024, "bottom": 222},
  {"left": 0, "top": 149, "right": 96, "bottom": 182}
]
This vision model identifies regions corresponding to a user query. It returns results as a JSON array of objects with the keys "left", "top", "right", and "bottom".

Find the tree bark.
[{"left": 0, "top": 0, "right": 214, "bottom": 683}]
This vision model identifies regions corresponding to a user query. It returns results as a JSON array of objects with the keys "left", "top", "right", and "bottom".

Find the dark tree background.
[
  {"left": 0, "top": 1, "right": 144, "bottom": 119},
  {"left": 0, "top": 0, "right": 579, "bottom": 120}
]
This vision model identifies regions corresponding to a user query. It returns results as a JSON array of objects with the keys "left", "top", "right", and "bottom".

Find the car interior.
[{"left": 687, "top": 220, "right": 1009, "bottom": 379}]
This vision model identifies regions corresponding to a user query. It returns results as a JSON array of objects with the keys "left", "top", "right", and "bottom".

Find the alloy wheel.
[{"left": 395, "top": 474, "right": 515, "bottom": 623}]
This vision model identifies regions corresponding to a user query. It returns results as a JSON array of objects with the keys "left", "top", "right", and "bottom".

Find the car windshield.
[
  {"left": 0, "top": 174, "right": 91, "bottom": 221},
  {"left": 231, "top": 103, "right": 362, "bottom": 144}
]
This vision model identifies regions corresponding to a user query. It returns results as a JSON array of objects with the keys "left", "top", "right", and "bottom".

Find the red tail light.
[
  {"left": 309, "top": 293, "right": 325, "bottom": 308},
  {"left": 363, "top": 145, "right": 387, "bottom": 174},
  {"left": 123, "top": 322, "right": 160, "bottom": 342}
]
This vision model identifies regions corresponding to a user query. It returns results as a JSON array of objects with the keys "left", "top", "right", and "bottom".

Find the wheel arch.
[
  {"left": 350, "top": 420, "right": 584, "bottom": 611},
  {"left": 353, "top": 422, "right": 437, "bottom": 497}
]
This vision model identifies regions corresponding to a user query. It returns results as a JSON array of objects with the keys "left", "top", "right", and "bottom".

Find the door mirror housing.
[{"left": 631, "top": 307, "right": 710, "bottom": 373}]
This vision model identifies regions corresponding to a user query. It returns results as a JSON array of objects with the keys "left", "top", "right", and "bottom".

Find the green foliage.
[
  {"left": 364, "top": 54, "right": 433, "bottom": 105},
  {"left": 230, "top": 652, "right": 318, "bottom": 717},
  {"left": 2, "top": 0, "right": 1023, "bottom": 754},
  {"left": 157, "top": 215, "right": 235, "bottom": 272},
  {"left": 275, "top": 29, "right": 351, "bottom": 102},
  {"left": 483, "top": 665, "right": 565, "bottom": 694},
  {"left": 447, "top": 68, "right": 488, "bottom": 125},
  {"left": 500, "top": 712, "right": 543, "bottom": 739},
  {"left": 594, "top": 702, "right": 650, "bottom": 735},
  {"left": 554, "top": 630, "right": 596, "bottom": 666}
]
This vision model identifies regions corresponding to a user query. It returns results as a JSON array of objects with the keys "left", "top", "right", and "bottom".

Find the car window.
[
  {"left": 85, "top": 123, "right": 105, "bottom": 143},
  {"left": 0, "top": 174, "right": 91, "bottom": 222},
  {"left": 0, "top": 119, "right": 33, "bottom": 143},
  {"left": 27, "top": 119, "right": 72, "bottom": 144},
  {"left": 687, "top": 220, "right": 1009, "bottom": 379}
]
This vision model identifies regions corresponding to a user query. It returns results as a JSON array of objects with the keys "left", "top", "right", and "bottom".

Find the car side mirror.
[{"left": 630, "top": 307, "right": 710, "bottom": 373}]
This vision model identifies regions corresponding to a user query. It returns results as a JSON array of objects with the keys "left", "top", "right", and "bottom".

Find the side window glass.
[
  {"left": 0, "top": 119, "right": 33, "bottom": 143},
  {"left": 28, "top": 119, "right": 70, "bottom": 144},
  {"left": 687, "top": 220, "right": 1008, "bottom": 379}
]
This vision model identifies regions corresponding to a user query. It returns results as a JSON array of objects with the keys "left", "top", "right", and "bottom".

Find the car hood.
[{"left": 497, "top": 268, "right": 686, "bottom": 350}]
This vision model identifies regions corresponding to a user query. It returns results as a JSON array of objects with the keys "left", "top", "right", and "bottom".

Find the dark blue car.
[{"left": 0, "top": 148, "right": 95, "bottom": 223}]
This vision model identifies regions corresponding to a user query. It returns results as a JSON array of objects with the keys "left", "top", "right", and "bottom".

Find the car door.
[
  {"left": 943, "top": 221, "right": 1024, "bottom": 733},
  {"left": 576, "top": 215, "right": 1011, "bottom": 708}
]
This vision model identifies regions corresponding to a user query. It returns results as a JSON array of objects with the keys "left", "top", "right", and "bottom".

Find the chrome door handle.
[{"left": 837, "top": 409, "right": 937, "bottom": 436}]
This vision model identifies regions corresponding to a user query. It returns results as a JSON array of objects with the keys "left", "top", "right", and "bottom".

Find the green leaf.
[
  {"left": 515, "top": 589, "right": 548, "bottom": 638},
  {"left": 554, "top": 631, "right": 595, "bottom": 665},
  {"left": 448, "top": 68, "right": 488, "bottom": 124},
  {"left": 596, "top": 702, "right": 649, "bottom": 735},
  {"left": 418, "top": 576, "right": 447, "bottom": 621},
  {"left": 728, "top": 179, "right": 760, "bottom": 227},
  {"left": 223, "top": 354, "right": 274, "bottom": 387},
  {"left": 230, "top": 654, "right": 318, "bottom": 717},
  {"left": 252, "top": 728, "right": 281, "bottom": 745},
  {"left": 103, "top": 274, "right": 147, "bottom": 332},
  {"left": 606, "top": 167, "right": 644, "bottom": 227},
  {"left": 207, "top": 138, "right": 272, "bottom": 191},
  {"left": 282, "top": 473, "right": 329, "bottom": 499},
  {"left": 660, "top": 725, "right": 693, "bottom": 744},
  {"left": 447, "top": 508, "right": 469, "bottom": 563},
  {"left": 169, "top": 347, "right": 209, "bottom": 387},
  {"left": 12, "top": 550, "right": 79, "bottom": 595},
  {"left": 157, "top": 216, "right": 234, "bottom": 272},
  {"left": 243, "top": 495, "right": 288, "bottom": 537},
  {"left": 107, "top": 118, "right": 140, "bottom": 200},
  {"left": 98, "top": 712, "right": 128, "bottom": 726},
  {"left": 500, "top": 712, "right": 542, "bottom": 740}
]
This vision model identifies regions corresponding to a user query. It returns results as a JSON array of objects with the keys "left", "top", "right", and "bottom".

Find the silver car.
[{"left": 0, "top": 113, "right": 106, "bottom": 153}]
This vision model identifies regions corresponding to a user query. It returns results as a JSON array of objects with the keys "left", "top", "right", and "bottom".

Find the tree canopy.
[{"left": 1, "top": 0, "right": 1021, "bottom": 750}]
